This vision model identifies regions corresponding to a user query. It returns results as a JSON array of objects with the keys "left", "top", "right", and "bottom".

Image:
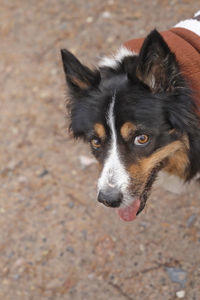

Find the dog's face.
[{"left": 61, "top": 30, "right": 195, "bottom": 221}]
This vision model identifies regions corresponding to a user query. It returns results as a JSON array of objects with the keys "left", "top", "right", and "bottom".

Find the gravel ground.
[{"left": 0, "top": 1, "right": 200, "bottom": 299}]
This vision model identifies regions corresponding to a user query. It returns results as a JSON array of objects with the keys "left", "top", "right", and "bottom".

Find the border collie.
[{"left": 61, "top": 12, "right": 200, "bottom": 221}]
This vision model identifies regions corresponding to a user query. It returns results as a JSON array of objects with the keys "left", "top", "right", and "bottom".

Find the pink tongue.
[{"left": 117, "top": 198, "right": 141, "bottom": 222}]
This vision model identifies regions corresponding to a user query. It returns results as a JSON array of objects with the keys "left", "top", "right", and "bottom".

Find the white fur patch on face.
[
  {"left": 97, "top": 93, "right": 133, "bottom": 207},
  {"left": 98, "top": 46, "right": 137, "bottom": 69}
]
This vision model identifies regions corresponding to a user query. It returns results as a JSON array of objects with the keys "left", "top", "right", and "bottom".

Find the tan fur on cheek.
[
  {"left": 164, "top": 150, "right": 189, "bottom": 179},
  {"left": 140, "top": 141, "right": 185, "bottom": 174},
  {"left": 128, "top": 140, "right": 189, "bottom": 192},
  {"left": 163, "top": 136, "right": 189, "bottom": 179},
  {"left": 94, "top": 123, "right": 106, "bottom": 140},
  {"left": 120, "top": 122, "right": 136, "bottom": 141},
  {"left": 129, "top": 164, "right": 144, "bottom": 187}
]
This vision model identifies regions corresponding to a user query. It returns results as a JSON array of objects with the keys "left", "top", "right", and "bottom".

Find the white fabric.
[{"left": 174, "top": 11, "right": 200, "bottom": 36}]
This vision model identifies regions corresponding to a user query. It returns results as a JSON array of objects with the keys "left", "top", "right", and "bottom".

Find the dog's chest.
[{"left": 155, "top": 170, "right": 199, "bottom": 195}]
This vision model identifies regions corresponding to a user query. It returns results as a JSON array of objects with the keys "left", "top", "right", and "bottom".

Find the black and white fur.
[{"left": 61, "top": 29, "right": 200, "bottom": 217}]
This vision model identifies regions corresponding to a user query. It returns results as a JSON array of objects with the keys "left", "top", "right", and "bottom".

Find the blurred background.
[{"left": 0, "top": 1, "right": 200, "bottom": 299}]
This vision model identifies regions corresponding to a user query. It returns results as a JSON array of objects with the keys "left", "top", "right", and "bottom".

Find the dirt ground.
[{"left": 0, "top": 1, "right": 200, "bottom": 299}]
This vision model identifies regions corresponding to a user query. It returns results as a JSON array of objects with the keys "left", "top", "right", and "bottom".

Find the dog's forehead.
[
  {"left": 115, "top": 94, "right": 164, "bottom": 131},
  {"left": 90, "top": 84, "right": 166, "bottom": 140}
]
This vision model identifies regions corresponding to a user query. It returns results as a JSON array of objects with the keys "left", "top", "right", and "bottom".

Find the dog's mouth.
[
  {"left": 117, "top": 198, "right": 141, "bottom": 221},
  {"left": 117, "top": 193, "right": 148, "bottom": 221},
  {"left": 117, "top": 162, "right": 165, "bottom": 222},
  {"left": 117, "top": 192, "right": 148, "bottom": 221}
]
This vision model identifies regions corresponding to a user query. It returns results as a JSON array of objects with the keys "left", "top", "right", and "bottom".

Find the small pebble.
[
  {"left": 86, "top": 16, "right": 93, "bottom": 23},
  {"left": 68, "top": 201, "right": 74, "bottom": 208},
  {"left": 44, "top": 204, "right": 51, "bottom": 211},
  {"left": 107, "top": 36, "right": 114, "bottom": 43},
  {"left": 88, "top": 273, "right": 94, "bottom": 279},
  {"left": 8, "top": 251, "right": 15, "bottom": 258},
  {"left": 186, "top": 214, "right": 196, "bottom": 227},
  {"left": 38, "top": 169, "right": 49, "bottom": 178},
  {"left": 79, "top": 155, "right": 96, "bottom": 169},
  {"left": 66, "top": 246, "right": 74, "bottom": 253},
  {"left": 82, "top": 230, "right": 87, "bottom": 240},
  {"left": 176, "top": 290, "right": 185, "bottom": 298},
  {"left": 8, "top": 170, "right": 13, "bottom": 177},
  {"left": 40, "top": 90, "right": 49, "bottom": 99},
  {"left": 101, "top": 11, "right": 112, "bottom": 18},
  {"left": 2, "top": 279, "right": 9, "bottom": 285},
  {"left": 140, "top": 221, "right": 147, "bottom": 229},
  {"left": 51, "top": 68, "right": 57, "bottom": 75},
  {"left": 0, "top": 208, "right": 5, "bottom": 213},
  {"left": 165, "top": 267, "right": 188, "bottom": 288},
  {"left": 60, "top": 23, "right": 67, "bottom": 30},
  {"left": 18, "top": 176, "right": 27, "bottom": 183},
  {"left": 8, "top": 160, "right": 17, "bottom": 170},
  {"left": 13, "top": 274, "right": 20, "bottom": 280},
  {"left": 132, "top": 11, "right": 142, "bottom": 19},
  {"left": 11, "top": 127, "right": 19, "bottom": 135},
  {"left": 139, "top": 244, "right": 145, "bottom": 252}
]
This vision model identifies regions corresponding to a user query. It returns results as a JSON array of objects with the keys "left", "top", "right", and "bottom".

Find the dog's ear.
[
  {"left": 61, "top": 49, "right": 101, "bottom": 94},
  {"left": 136, "top": 30, "right": 182, "bottom": 93}
]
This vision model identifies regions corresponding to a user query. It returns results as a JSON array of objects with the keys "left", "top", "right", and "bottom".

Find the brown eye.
[
  {"left": 134, "top": 134, "right": 149, "bottom": 145},
  {"left": 91, "top": 138, "right": 101, "bottom": 149}
]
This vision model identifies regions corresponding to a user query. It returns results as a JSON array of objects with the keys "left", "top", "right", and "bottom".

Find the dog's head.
[{"left": 61, "top": 30, "right": 198, "bottom": 221}]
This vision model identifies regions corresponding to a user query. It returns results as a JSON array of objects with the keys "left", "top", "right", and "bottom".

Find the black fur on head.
[{"left": 61, "top": 29, "right": 200, "bottom": 183}]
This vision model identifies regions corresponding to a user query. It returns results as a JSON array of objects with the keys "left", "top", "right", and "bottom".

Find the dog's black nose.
[{"left": 97, "top": 188, "right": 123, "bottom": 207}]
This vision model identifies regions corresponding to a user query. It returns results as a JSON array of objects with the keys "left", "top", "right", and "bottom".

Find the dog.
[{"left": 61, "top": 12, "right": 200, "bottom": 221}]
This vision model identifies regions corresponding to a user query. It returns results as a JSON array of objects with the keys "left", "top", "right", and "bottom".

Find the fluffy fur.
[{"left": 61, "top": 29, "right": 200, "bottom": 218}]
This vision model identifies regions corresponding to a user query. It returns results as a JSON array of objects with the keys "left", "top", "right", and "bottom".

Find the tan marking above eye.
[
  {"left": 120, "top": 122, "right": 136, "bottom": 141},
  {"left": 94, "top": 123, "right": 106, "bottom": 140}
]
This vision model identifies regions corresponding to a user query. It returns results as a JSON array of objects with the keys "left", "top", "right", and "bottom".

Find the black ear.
[
  {"left": 61, "top": 49, "right": 100, "bottom": 93},
  {"left": 136, "top": 30, "right": 182, "bottom": 93}
]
